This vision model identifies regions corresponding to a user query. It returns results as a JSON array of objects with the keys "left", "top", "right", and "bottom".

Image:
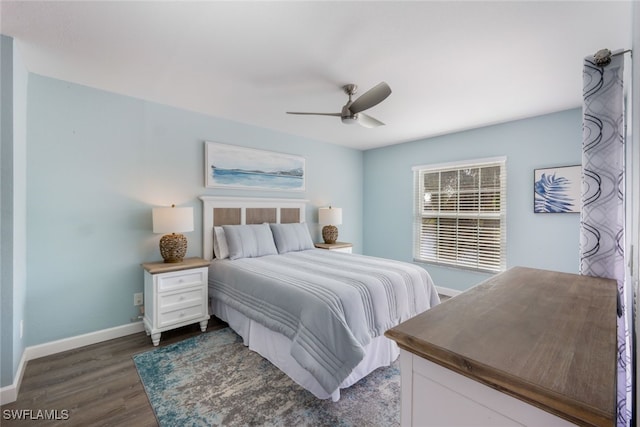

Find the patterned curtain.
[{"left": 580, "top": 52, "right": 630, "bottom": 426}]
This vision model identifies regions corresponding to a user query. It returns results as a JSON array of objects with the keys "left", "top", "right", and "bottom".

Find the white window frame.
[{"left": 413, "top": 157, "right": 507, "bottom": 273}]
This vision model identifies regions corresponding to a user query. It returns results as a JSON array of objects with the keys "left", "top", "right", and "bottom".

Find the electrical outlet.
[{"left": 134, "top": 292, "right": 143, "bottom": 306}]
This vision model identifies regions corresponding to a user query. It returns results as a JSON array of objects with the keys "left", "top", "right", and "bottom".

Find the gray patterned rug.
[{"left": 133, "top": 328, "right": 400, "bottom": 426}]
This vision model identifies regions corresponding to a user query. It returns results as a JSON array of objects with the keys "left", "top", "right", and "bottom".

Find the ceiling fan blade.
[
  {"left": 286, "top": 112, "right": 341, "bottom": 116},
  {"left": 349, "top": 82, "right": 392, "bottom": 114},
  {"left": 357, "top": 113, "right": 385, "bottom": 128}
]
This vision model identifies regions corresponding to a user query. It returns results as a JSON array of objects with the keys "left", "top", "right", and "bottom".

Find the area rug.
[{"left": 133, "top": 328, "right": 400, "bottom": 426}]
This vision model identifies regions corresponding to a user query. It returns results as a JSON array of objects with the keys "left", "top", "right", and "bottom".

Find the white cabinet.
[
  {"left": 386, "top": 267, "right": 617, "bottom": 427},
  {"left": 142, "top": 258, "right": 210, "bottom": 346},
  {"left": 398, "top": 350, "right": 575, "bottom": 426}
]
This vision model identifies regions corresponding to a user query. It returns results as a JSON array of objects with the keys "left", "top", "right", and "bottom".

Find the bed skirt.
[{"left": 210, "top": 297, "right": 400, "bottom": 402}]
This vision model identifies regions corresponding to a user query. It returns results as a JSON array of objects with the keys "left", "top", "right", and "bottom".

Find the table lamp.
[
  {"left": 318, "top": 206, "right": 342, "bottom": 244},
  {"left": 152, "top": 204, "right": 194, "bottom": 263}
]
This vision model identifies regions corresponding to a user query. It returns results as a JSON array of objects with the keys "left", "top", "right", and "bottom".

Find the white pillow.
[
  {"left": 269, "top": 223, "right": 315, "bottom": 254},
  {"left": 213, "top": 226, "right": 229, "bottom": 259},
  {"left": 222, "top": 223, "right": 278, "bottom": 260}
]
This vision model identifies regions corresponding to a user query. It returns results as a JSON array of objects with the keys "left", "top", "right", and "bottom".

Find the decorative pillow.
[
  {"left": 213, "top": 226, "right": 229, "bottom": 259},
  {"left": 269, "top": 223, "right": 315, "bottom": 254},
  {"left": 222, "top": 223, "right": 278, "bottom": 260}
]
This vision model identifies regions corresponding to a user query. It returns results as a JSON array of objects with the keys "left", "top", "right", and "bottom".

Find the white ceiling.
[{"left": 0, "top": 1, "right": 633, "bottom": 150}]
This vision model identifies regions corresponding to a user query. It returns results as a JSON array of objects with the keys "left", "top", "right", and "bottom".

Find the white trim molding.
[{"left": 0, "top": 321, "right": 144, "bottom": 405}]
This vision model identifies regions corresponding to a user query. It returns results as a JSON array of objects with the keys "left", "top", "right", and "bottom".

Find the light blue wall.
[
  {"left": 25, "top": 74, "right": 362, "bottom": 346},
  {"left": 1, "top": 35, "right": 28, "bottom": 388},
  {"left": 363, "top": 109, "right": 582, "bottom": 291},
  {"left": 10, "top": 65, "right": 584, "bottom": 356}
]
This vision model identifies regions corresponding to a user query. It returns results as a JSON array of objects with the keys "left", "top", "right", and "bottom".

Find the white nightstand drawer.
[
  {"left": 159, "top": 288, "right": 204, "bottom": 311},
  {"left": 157, "top": 270, "right": 206, "bottom": 292},
  {"left": 158, "top": 304, "right": 206, "bottom": 328}
]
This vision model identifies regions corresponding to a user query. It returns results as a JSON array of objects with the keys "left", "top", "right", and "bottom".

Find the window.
[{"left": 413, "top": 157, "right": 506, "bottom": 273}]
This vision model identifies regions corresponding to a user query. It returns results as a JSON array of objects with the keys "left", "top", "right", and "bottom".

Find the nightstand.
[
  {"left": 314, "top": 242, "right": 353, "bottom": 253},
  {"left": 141, "top": 257, "right": 211, "bottom": 346}
]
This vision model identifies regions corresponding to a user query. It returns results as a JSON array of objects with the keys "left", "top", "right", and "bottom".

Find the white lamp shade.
[
  {"left": 318, "top": 207, "right": 342, "bottom": 225},
  {"left": 152, "top": 206, "right": 194, "bottom": 233}
]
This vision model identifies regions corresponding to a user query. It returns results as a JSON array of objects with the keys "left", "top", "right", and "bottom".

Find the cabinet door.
[{"left": 402, "top": 351, "right": 574, "bottom": 427}]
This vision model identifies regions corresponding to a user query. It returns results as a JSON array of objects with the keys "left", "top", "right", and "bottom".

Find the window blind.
[{"left": 413, "top": 157, "right": 507, "bottom": 273}]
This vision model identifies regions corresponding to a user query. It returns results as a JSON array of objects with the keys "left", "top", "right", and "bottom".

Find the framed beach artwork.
[
  {"left": 533, "top": 165, "right": 581, "bottom": 213},
  {"left": 205, "top": 142, "right": 305, "bottom": 191}
]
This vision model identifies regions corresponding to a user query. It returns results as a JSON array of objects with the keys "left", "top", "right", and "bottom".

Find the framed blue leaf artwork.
[
  {"left": 205, "top": 142, "right": 305, "bottom": 191},
  {"left": 534, "top": 165, "right": 581, "bottom": 213}
]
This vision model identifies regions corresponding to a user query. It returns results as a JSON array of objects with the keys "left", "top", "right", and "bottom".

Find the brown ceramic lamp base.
[
  {"left": 159, "top": 233, "right": 188, "bottom": 263},
  {"left": 322, "top": 225, "right": 338, "bottom": 244}
]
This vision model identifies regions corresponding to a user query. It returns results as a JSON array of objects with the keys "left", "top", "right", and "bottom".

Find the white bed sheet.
[{"left": 211, "top": 298, "right": 400, "bottom": 402}]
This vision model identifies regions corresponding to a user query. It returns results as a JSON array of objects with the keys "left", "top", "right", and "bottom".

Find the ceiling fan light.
[{"left": 341, "top": 115, "right": 359, "bottom": 125}]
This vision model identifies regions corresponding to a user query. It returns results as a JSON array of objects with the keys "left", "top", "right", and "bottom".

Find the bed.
[{"left": 200, "top": 196, "right": 440, "bottom": 401}]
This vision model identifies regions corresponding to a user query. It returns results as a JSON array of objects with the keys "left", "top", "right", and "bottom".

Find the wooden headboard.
[{"left": 199, "top": 196, "right": 308, "bottom": 261}]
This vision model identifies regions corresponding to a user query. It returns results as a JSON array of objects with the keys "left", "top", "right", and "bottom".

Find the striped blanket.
[{"left": 209, "top": 249, "right": 439, "bottom": 395}]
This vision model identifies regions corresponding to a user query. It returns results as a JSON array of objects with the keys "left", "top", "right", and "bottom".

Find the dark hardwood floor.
[
  {"left": 1, "top": 318, "right": 227, "bottom": 426},
  {"left": 2, "top": 294, "right": 452, "bottom": 426}
]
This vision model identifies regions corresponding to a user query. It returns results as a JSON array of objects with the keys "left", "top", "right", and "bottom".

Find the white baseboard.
[
  {"left": 24, "top": 321, "right": 145, "bottom": 361},
  {"left": 0, "top": 350, "right": 27, "bottom": 406},
  {"left": 436, "top": 286, "right": 463, "bottom": 298},
  {"left": 0, "top": 321, "right": 145, "bottom": 405}
]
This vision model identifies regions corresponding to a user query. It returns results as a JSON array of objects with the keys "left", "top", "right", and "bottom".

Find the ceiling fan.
[{"left": 287, "top": 82, "right": 392, "bottom": 128}]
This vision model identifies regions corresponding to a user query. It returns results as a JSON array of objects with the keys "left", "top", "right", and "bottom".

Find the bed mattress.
[{"left": 208, "top": 249, "right": 439, "bottom": 400}]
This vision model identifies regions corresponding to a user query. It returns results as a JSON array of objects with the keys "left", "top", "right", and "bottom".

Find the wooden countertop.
[
  {"left": 314, "top": 242, "right": 353, "bottom": 250},
  {"left": 385, "top": 266, "right": 617, "bottom": 426},
  {"left": 141, "top": 257, "right": 210, "bottom": 274}
]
